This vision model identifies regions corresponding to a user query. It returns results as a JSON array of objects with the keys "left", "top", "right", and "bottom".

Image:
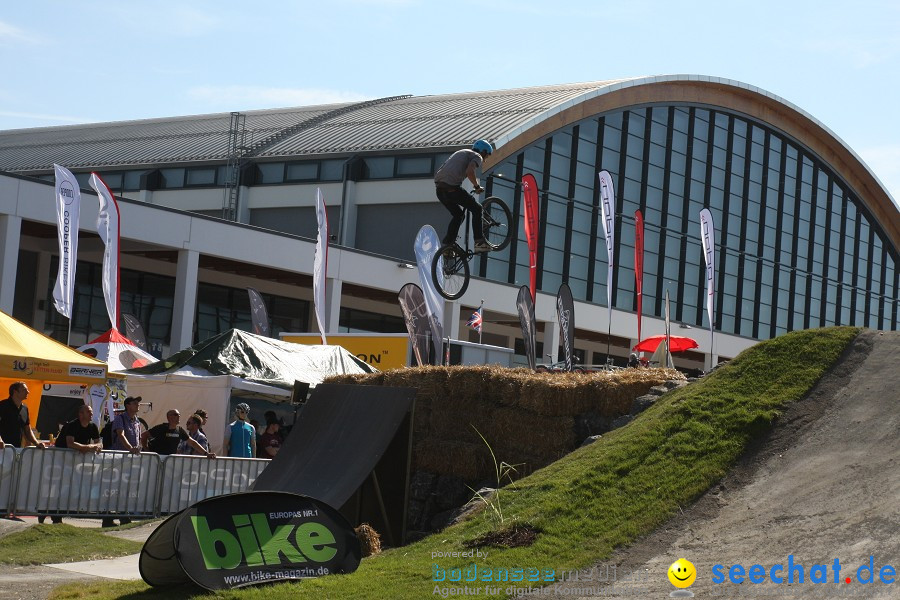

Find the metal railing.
[{"left": 1, "top": 447, "right": 269, "bottom": 518}]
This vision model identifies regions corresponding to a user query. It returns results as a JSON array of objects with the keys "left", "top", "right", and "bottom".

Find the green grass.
[
  {"left": 49, "top": 327, "right": 859, "bottom": 600},
  {"left": 0, "top": 524, "right": 143, "bottom": 565}
]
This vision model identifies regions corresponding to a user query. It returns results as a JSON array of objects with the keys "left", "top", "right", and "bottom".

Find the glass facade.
[
  {"left": 44, "top": 259, "right": 309, "bottom": 351},
  {"left": 484, "top": 104, "right": 899, "bottom": 337}
]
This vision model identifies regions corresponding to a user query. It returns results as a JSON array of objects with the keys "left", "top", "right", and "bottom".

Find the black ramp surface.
[{"left": 251, "top": 383, "right": 416, "bottom": 509}]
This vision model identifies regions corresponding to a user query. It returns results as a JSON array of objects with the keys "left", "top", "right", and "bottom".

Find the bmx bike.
[{"left": 431, "top": 192, "right": 512, "bottom": 300}]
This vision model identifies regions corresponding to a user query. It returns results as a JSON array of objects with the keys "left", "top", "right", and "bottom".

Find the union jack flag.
[{"left": 466, "top": 306, "right": 483, "bottom": 333}]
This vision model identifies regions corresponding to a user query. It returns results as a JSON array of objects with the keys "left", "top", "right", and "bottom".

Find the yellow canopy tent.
[{"left": 0, "top": 310, "right": 120, "bottom": 438}]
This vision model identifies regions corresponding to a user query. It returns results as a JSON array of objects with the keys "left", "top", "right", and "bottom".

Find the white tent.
[
  {"left": 78, "top": 328, "right": 157, "bottom": 372},
  {"left": 125, "top": 369, "right": 291, "bottom": 454}
]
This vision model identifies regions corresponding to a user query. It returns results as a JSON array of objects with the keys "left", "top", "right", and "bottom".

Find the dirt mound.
[{"left": 527, "top": 329, "right": 900, "bottom": 599}]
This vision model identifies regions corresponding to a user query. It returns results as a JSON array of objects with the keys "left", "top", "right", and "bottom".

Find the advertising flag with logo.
[
  {"left": 516, "top": 285, "right": 538, "bottom": 371},
  {"left": 397, "top": 283, "right": 430, "bottom": 367},
  {"left": 89, "top": 173, "right": 120, "bottom": 330},
  {"left": 52, "top": 164, "right": 81, "bottom": 320},
  {"left": 598, "top": 170, "right": 616, "bottom": 329},
  {"left": 699, "top": 208, "right": 716, "bottom": 353},
  {"left": 247, "top": 287, "right": 270, "bottom": 337},
  {"left": 413, "top": 225, "right": 444, "bottom": 363},
  {"left": 556, "top": 283, "right": 575, "bottom": 371},
  {"left": 314, "top": 188, "right": 328, "bottom": 344},
  {"left": 521, "top": 173, "right": 541, "bottom": 302}
]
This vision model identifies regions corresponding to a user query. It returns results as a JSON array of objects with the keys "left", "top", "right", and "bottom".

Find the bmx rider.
[{"left": 434, "top": 139, "right": 493, "bottom": 252}]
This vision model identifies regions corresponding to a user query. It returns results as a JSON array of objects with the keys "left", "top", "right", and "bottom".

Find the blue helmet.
[{"left": 472, "top": 139, "right": 493, "bottom": 156}]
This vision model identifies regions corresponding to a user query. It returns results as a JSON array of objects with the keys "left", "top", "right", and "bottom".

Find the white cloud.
[
  {"left": 803, "top": 37, "right": 900, "bottom": 68},
  {"left": 102, "top": 4, "right": 222, "bottom": 37},
  {"left": 0, "top": 110, "right": 91, "bottom": 126},
  {"left": 0, "top": 20, "right": 41, "bottom": 44},
  {"left": 857, "top": 144, "right": 900, "bottom": 206},
  {"left": 335, "top": 0, "right": 419, "bottom": 5},
  {"left": 187, "top": 85, "right": 372, "bottom": 109}
]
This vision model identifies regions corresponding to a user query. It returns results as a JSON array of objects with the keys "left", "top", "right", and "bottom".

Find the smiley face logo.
[{"left": 668, "top": 558, "right": 696, "bottom": 588}]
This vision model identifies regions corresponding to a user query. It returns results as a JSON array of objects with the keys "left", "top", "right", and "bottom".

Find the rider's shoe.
[{"left": 473, "top": 239, "right": 491, "bottom": 253}]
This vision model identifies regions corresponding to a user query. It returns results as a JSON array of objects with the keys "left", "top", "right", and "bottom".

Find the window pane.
[
  {"left": 286, "top": 162, "right": 319, "bottom": 181},
  {"left": 186, "top": 168, "right": 216, "bottom": 186},
  {"left": 396, "top": 156, "right": 433, "bottom": 176}
]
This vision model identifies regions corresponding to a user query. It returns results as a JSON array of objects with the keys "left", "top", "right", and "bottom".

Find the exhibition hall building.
[{"left": 0, "top": 75, "right": 897, "bottom": 370}]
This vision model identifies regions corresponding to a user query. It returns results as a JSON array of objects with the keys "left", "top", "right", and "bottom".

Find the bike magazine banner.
[
  {"left": 140, "top": 491, "right": 360, "bottom": 590},
  {"left": 516, "top": 285, "right": 537, "bottom": 370},
  {"left": 397, "top": 283, "right": 429, "bottom": 367},
  {"left": 314, "top": 188, "right": 328, "bottom": 344},
  {"left": 521, "top": 173, "right": 541, "bottom": 302},
  {"left": 247, "top": 287, "right": 270, "bottom": 337},
  {"left": 699, "top": 208, "right": 716, "bottom": 354},
  {"left": 413, "top": 225, "right": 444, "bottom": 363},
  {"left": 89, "top": 173, "right": 121, "bottom": 330},
  {"left": 556, "top": 283, "right": 575, "bottom": 371},
  {"left": 53, "top": 164, "right": 81, "bottom": 319},
  {"left": 598, "top": 170, "right": 616, "bottom": 336},
  {"left": 634, "top": 209, "right": 645, "bottom": 348}
]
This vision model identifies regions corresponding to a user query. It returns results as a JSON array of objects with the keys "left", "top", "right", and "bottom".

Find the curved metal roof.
[
  {"left": 0, "top": 80, "right": 629, "bottom": 171},
  {"left": 0, "top": 75, "right": 894, "bottom": 248}
]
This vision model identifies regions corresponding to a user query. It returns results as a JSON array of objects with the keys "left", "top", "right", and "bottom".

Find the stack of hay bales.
[{"left": 325, "top": 366, "right": 682, "bottom": 483}]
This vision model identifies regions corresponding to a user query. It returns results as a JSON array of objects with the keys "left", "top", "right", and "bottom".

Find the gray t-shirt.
[{"left": 434, "top": 149, "right": 482, "bottom": 186}]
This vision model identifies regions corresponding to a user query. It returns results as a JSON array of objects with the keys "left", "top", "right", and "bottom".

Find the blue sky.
[{"left": 1, "top": 1, "right": 898, "bottom": 201}]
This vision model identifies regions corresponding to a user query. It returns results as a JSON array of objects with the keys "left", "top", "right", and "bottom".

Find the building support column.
[
  {"left": 237, "top": 186, "right": 251, "bottom": 224},
  {"left": 325, "top": 277, "right": 342, "bottom": 334},
  {"left": 170, "top": 249, "right": 199, "bottom": 352},
  {"left": 339, "top": 180, "right": 358, "bottom": 247},
  {"left": 33, "top": 252, "right": 52, "bottom": 328},
  {"left": 543, "top": 320, "right": 560, "bottom": 366},
  {"left": 444, "top": 300, "right": 460, "bottom": 342},
  {"left": 0, "top": 215, "right": 22, "bottom": 315}
]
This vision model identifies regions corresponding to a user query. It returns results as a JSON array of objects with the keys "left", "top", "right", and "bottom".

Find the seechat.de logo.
[{"left": 668, "top": 558, "right": 696, "bottom": 597}]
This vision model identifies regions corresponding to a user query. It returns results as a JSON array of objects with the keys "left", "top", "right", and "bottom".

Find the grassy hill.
[{"left": 49, "top": 327, "right": 860, "bottom": 600}]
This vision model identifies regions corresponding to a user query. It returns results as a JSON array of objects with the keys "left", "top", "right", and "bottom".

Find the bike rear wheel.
[
  {"left": 431, "top": 244, "right": 470, "bottom": 300},
  {"left": 481, "top": 197, "right": 512, "bottom": 251}
]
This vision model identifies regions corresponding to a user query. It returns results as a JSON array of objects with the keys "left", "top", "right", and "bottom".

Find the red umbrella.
[{"left": 633, "top": 334, "right": 699, "bottom": 354}]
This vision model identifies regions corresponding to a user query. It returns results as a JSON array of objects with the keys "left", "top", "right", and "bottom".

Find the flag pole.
[{"left": 479, "top": 299, "right": 484, "bottom": 345}]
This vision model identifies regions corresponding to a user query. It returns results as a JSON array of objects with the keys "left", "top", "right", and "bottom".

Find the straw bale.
[
  {"left": 324, "top": 365, "right": 686, "bottom": 483},
  {"left": 413, "top": 440, "right": 490, "bottom": 481}
]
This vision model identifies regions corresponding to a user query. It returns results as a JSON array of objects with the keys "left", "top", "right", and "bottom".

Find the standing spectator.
[
  {"left": 0, "top": 382, "right": 48, "bottom": 449},
  {"left": 142, "top": 409, "right": 190, "bottom": 455},
  {"left": 223, "top": 403, "right": 256, "bottom": 458},
  {"left": 111, "top": 397, "right": 142, "bottom": 454},
  {"left": 177, "top": 414, "right": 215, "bottom": 458},
  {"left": 105, "top": 396, "right": 142, "bottom": 527},
  {"left": 56, "top": 404, "right": 102, "bottom": 454},
  {"left": 194, "top": 408, "right": 209, "bottom": 434},
  {"left": 257, "top": 416, "right": 283, "bottom": 459},
  {"left": 41, "top": 404, "right": 101, "bottom": 525},
  {"left": 628, "top": 353, "right": 641, "bottom": 368}
]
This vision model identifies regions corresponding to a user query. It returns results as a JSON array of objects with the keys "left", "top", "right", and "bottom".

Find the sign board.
[
  {"left": 141, "top": 491, "right": 361, "bottom": 590},
  {"left": 280, "top": 333, "right": 410, "bottom": 371}
]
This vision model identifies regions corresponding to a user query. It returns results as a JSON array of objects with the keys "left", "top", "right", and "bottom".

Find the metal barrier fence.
[
  {"left": 157, "top": 455, "right": 268, "bottom": 514},
  {"left": 1, "top": 447, "right": 269, "bottom": 518}
]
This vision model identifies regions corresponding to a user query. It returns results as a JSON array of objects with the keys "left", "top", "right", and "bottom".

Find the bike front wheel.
[
  {"left": 431, "top": 244, "right": 470, "bottom": 300},
  {"left": 481, "top": 197, "right": 513, "bottom": 251}
]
